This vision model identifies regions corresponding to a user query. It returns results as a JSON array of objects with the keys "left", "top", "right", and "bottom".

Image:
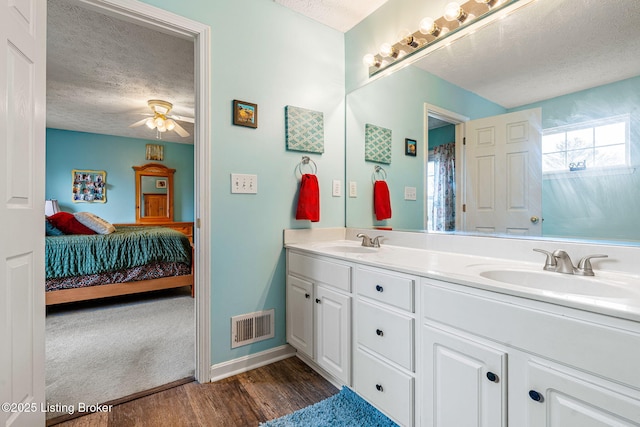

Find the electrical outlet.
[
  {"left": 349, "top": 181, "right": 358, "bottom": 198},
  {"left": 404, "top": 186, "right": 417, "bottom": 200},
  {"left": 231, "top": 173, "right": 258, "bottom": 194},
  {"left": 332, "top": 180, "right": 342, "bottom": 197}
]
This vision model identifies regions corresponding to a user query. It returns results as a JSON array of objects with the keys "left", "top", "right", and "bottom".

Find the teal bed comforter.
[{"left": 45, "top": 226, "right": 192, "bottom": 279}]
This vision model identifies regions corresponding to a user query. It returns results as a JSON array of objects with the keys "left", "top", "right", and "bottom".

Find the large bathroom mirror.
[
  {"left": 346, "top": 0, "right": 640, "bottom": 244},
  {"left": 133, "top": 163, "right": 175, "bottom": 223}
]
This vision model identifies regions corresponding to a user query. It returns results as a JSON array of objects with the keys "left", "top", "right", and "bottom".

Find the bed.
[{"left": 45, "top": 225, "right": 193, "bottom": 306}]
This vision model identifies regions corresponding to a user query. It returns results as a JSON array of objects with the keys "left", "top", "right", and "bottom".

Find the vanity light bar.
[{"left": 364, "top": 0, "right": 513, "bottom": 76}]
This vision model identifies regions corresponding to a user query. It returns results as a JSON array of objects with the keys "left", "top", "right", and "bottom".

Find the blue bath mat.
[{"left": 260, "top": 386, "right": 398, "bottom": 426}]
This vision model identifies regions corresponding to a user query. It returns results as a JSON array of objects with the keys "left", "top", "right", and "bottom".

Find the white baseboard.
[{"left": 209, "top": 344, "right": 296, "bottom": 382}]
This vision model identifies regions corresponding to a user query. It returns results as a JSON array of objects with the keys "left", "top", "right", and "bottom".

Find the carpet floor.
[
  {"left": 260, "top": 386, "right": 398, "bottom": 426},
  {"left": 45, "top": 288, "right": 194, "bottom": 419}
]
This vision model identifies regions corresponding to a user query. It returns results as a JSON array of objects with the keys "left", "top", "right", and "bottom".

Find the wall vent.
[{"left": 231, "top": 309, "right": 275, "bottom": 348}]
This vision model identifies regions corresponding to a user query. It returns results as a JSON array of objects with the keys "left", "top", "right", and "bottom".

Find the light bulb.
[
  {"left": 362, "top": 53, "right": 381, "bottom": 68},
  {"left": 154, "top": 117, "right": 165, "bottom": 128},
  {"left": 397, "top": 29, "right": 418, "bottom": 48},
  {"left": 145, "top": 118, "right": 155, "bottom": 129},
  {"left": 419, "top": 17, "right": 441, "bottom": 36},
  {"left": 444, "top": 2, "right": 467, "bottom": 22},
  {"left": 379, "top": 43, "right": 398, "bottom": 58},
  {"left": 165, "top": 119, "right": 176, "bottom": 131},
  {"left": 157, "top": 122, "right": 167, "bottom": 132}
]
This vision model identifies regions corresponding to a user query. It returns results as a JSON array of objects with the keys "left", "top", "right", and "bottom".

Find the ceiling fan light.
[
  {"left": 145, "top": 118, "right": 155, "bottom": 129},
  {"left": 154, "top": 117, "right": 165, "bottom": 128},
  {"left": 165, "top": 119, "right": 176, "bottom": 131}
]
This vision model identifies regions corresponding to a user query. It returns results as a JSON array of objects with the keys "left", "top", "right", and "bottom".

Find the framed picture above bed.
[{"left": 72, "top": 169, "right": 107, "bottom": 203}]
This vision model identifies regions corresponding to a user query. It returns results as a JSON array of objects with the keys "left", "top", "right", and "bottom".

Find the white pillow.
[{"left": 74, "top": 212, "right": 115, "bottom": 235}]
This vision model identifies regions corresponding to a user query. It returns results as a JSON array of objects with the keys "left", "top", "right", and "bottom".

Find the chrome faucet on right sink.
[{"left": 533, "top": 249, "right": 608, "bottom": 276}]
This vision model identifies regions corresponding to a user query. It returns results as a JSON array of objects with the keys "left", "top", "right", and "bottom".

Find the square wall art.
[
  {"left": 285, "top": 105, "right": 324, "bottom": 154},
  {"left": 365, "top": 123, "right": 392, "bottom": 164}
]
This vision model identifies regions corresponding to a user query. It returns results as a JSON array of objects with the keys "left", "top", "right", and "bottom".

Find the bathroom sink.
[
  {"left": 478, "top": 268, "right": 639, "bottom": 299},
  {"left": 309, "top": 242, "right": 378, "bottom": 254}
]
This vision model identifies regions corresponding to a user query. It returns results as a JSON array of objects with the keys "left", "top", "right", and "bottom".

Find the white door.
[
  {"left": 286, "top": 275, "right": 314, "bottom": 358},
  {"left": 464, "top": 108, "right": 542, "bottom": 235},
  {"left": 0, "top": 0, "right": 47, "bottom": 426},
  {"left": 422, "top": 325, "right": 507, "bottom": 427},
  {"left": 315, "top": 285, "right": 351, "bottom": 384},
  {"left": 527, "top": 361, "right": 640, "bottom": 426}
]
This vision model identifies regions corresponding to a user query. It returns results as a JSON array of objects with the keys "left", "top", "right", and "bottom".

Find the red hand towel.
[
  {"left": 374, "top": 180, "right": 392, "bottom": 221},
  {"left": 296, "top": 174, "right": 320, "bottom": 222}
]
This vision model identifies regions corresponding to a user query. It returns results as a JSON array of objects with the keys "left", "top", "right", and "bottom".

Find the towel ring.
[
  {"left": 372, "top": 165, "right": 387, "bottom": 183},
  {"left": 297, "top": 156, "right": 317, "bottom": 176}
]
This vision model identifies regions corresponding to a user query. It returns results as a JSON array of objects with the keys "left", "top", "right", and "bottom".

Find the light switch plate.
[
  {"left": 231, "top": 173, "right": 258, "bottom": 194},
  {"left": 404, "top": 186, "right": 417, "bottom": 200},
  {"left": 332, "top": 180, "right": 342, "bottom": 197},
  {"left": 349, "top": 181, "right": 358, "bottom": 198}
]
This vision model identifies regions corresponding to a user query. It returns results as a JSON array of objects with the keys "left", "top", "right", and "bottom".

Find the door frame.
[
  {"left": 423, "top": 103, "right": 469, "bottom": 231},
  {"left": 76, "top": 0, "right": 212, "bottom": 382}
]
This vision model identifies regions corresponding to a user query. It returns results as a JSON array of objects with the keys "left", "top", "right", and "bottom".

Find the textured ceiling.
[
  {"left": 413, "top": 0, "right": 640, "bottom": 108},
  {"left": 274, "top": 0, "right": 388, "bottom": 32},
  {"left": 47, "top": 0, "right": 195, "bottom": 144}
]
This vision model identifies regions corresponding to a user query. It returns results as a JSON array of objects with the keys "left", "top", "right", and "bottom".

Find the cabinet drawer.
[
  {"left": 356, "top": 299, "right": 414, "bottom": 370},
  {"left": 354, "top": 348, "right": 414, "bottom": 427},
  {"left": 288, "top": 251, "right": 351, "bottom": 292},
  {"left": 356, "top": 267, "right": 414, "bottom": 312}
]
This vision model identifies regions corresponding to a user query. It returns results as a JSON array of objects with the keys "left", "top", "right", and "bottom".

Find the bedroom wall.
[
  {"left": 136, "top": 0, "right": 346, "bottom": 364},
  {"left": 46, "top": 128, "right": 195, "bottom": 223}
]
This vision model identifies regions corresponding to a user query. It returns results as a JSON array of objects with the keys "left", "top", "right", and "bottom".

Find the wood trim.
[{"left": 45, "top": 273, "right": 193, "bottom": 306}]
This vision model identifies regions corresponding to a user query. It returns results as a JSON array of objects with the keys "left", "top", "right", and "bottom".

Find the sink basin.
[{"left": 479, "top": 269, "right": 639, "bottom": 299}]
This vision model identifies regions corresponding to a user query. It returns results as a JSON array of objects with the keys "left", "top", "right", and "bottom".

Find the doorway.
[{"left": 44, "top": 0, "right": 211, "bottom": 419}]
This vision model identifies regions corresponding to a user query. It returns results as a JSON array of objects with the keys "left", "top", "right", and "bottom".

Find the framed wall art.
[
  {"left": 233, "top": 99, "right": 258, "bottom": 128},
  {"left": 405, "top": 138, "right": 417, "bottom": 156},
  {"left": 156, "top": 178, "right": 167, "bottom": 189},
  {"left": 365, "top": 123, "right": 392, "bottom": 164},
  {"left": 285, "top": 105, "right": 325, "bottom": 154},
  {"left": 72, "top": 169, "right": 106, "bottom": 203},
  {"left": 146, "top": 144, "right": 164, "bottom": 161}
]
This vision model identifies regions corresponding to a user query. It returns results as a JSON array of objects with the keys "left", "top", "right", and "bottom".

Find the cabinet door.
[
  {"left": 422, "top": 325, "right": 507, "bottom": 427},
  {"left": 316, "top": 285, "right": 351, "bottom": 384},
  {"left": 527, "top": 361, "right": 640, "bottom": 426},
  {"left": 286, "top": 275, "right": 314, "bottom": 358}
]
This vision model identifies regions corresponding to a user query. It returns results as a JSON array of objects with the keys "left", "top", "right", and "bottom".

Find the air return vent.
[{"left": 231, "top": 309, "right": 275, "bottom": 348}]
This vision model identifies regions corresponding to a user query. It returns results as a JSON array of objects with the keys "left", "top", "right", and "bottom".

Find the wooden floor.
[{"left": 50, "top": 356, "right": 338, "bottom": 427}]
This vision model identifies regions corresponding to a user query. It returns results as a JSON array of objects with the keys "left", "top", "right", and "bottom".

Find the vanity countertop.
[{"left": 286, "top": 240, "right": 640, "bottom": 323}]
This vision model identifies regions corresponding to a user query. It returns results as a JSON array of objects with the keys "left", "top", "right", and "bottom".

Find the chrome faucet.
[
  {"left": 357, "top": 233, "right": 383, "bottom": 248},
  {"left": 534, "top": 249, "right": 608, "bottom": 276}
]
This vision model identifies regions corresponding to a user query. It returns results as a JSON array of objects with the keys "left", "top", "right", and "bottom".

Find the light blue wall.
[
  {"left": 46, "top": 128, "right": 194, "bottom": 223},
  {"left": 428, "top": 124, "right": 455, "bottom": 150},
  {"left": 136, "top": 0, "right": 345, "bottom": 364},
  {"left": 512, "top": 76, "right": 640, "bottom": 241},
  {"left": 346, "top": 65, "right": 505, "bottom": 230}
]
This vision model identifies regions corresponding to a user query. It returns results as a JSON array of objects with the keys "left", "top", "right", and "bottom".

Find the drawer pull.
[
  {"left": 528, "top": 390, "right": 543, "bottom": 402},
  {"left": 486, "top": 372, "right": 499, "bottom": 383},
  {"left": 376, "top": 329, "right": 384, "bottom": 337},
  {"left": 375, "top": 285, "right": 384, "bottom": 292},
  {"left": 305, "top": 293, "right": 310, "bottom": 299},
  {"left": 315, "top": 298, "right": 321, "bottom": 304},
  {"left": 375, "top": 384, "right": 384, "bottom": 392}
]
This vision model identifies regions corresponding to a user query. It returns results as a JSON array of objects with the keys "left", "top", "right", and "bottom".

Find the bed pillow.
[
  {"left": 45, "top": 217, "right": 65, "bottom": 236},
  {"left": 47, "top": 212, "right": 97, "bottom": 235},
  {"left": 74, "top": 212, "right": 115, "bottom": 235}
]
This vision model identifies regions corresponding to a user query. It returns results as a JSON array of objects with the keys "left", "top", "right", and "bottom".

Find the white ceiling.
[{"left": 46, "top": 0, "right": 640, "bottom": 144}]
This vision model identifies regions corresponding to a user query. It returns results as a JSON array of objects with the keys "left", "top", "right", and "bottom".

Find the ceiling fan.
[{"left": 129, "top": 99, "right": 193, "bottom": 138}]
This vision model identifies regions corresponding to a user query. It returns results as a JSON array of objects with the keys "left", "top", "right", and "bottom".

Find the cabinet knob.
[
  {"left": 376, "top": 329, "right": 384, "bottom": 337},
  {"left": 528, "top": 390, "right": 544, "bottom": 402},
  {"left": 304, "top": 293, "right": 310, "bottom": 299},
  {"left": 315, "top": 298, "right": 321, "bottom": 304},
  {"left": 375, "top": 285, "right": 384, "bottom": 292},
  {"left": 375, "top": 384, "right": 384, "bottom": 392},
  {"left": 486, "top": 372, "right": 499, "bottom": 383}
]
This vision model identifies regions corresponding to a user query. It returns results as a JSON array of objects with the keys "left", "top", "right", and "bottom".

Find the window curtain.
[{"left": 431, "top": 142, "right": 455, "bottom": 231}]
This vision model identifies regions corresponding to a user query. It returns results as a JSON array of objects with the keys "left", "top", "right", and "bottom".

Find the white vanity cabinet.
[
  {"left": 286, "top": 250, "right": 352, "bottom": 385},
  {"left": 353, "top": 266, "right": 417, "bottom": 427},
  {"left": 421, "top": 277, "right": 640, "bottom": 427}
]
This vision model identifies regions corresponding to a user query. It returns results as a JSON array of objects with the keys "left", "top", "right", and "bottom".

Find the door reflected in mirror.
[{"left": 133, "top": 164, "right": 175, "bottom": 223}]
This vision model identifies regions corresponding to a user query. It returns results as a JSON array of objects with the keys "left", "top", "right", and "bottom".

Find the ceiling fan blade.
[
  {"left": 169, "top": 114, "right": 195, "bottom": 124},
  {"left": 172, "top": 121, "right": 190, "bottom": 137},
  {"left": 129, "top": 118, "right": 149, "bottom": 128}
]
